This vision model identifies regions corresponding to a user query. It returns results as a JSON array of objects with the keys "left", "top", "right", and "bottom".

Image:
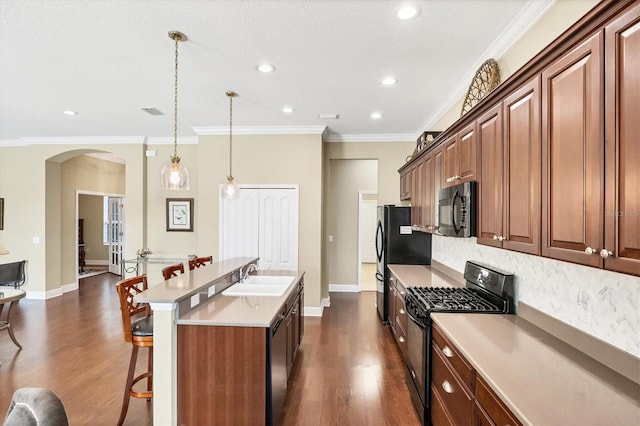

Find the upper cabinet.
[
  {"left": 478, "top": 78, "right": 541, "bottom": 255},
  {"left": 399, "top": 0, "right": 638, "bottom": 276},
  {"left": 604, "top": 4, "right": 640, "bottom": 275},
  {"left": 541, "top": 31, "right": 604, "bottom": 268},
  {"left": 443, "top": 123, "right": 477, "bottom": 187}
]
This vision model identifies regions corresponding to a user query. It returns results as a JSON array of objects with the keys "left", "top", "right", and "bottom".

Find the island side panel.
[{"left": 177, "top": 325, "right": 267, "bottom": 425}]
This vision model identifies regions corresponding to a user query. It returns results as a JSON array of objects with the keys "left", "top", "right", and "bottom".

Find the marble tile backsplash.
[{"left": 432, "top": 235, "right": 640, "bottom": 357}]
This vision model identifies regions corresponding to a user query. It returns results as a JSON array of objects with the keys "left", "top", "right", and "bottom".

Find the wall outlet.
[
  {"left": 208, "top": 285, "right": 216, "bottom": 297},
  {"left": 577, "top": 291, "right": 592, "bottom": 324}
]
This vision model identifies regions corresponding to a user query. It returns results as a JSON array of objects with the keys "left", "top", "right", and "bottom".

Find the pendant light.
[
  {"left": 222, "top": 91, "right": 239, "bottom": 199},
  {"left": 160, "top": 31, "right": 190, "bottom": 190}
]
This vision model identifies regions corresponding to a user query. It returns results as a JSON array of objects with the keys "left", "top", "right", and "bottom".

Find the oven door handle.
[{"left": 406, "top": 309, "right": 425, "bottom": 330}]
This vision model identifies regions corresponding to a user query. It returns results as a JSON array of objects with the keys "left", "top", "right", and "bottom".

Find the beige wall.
[
  {"left": 327, "top": 159, "right": 377, "bottom": 286},
  {"left": 0, "top": 144, "right": 144, "bottom": 295},
  {"left": 144, "top": 134, "right": 324, "bottom": 308},
  {"left": 79, "top": 194, "right": 109, "bottom": 262}
]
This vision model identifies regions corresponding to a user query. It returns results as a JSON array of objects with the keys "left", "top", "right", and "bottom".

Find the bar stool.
[
  {"left": 161, "top": 263, "right": 184, "bottom": 280},
  {"left": 188, "top": 255, "right": 213, "bottom": 271},
  {"left": 116, "top": 275, "right": 153, "bottom": 426}
]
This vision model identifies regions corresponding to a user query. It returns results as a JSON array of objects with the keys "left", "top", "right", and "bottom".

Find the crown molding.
[
  {"left": 419, "top": 0, "right": 555, "bottom": 131},
  {"left": 0, "top": 136, "right": 147, "bottom": 147},
  {"left": 324, "top": 133, "right": 416, "bottom": 143},
  {"left": 193, "top": 125, "right": 327, "bottom": 136},
  {"left": 145, "top": 137, "right": 199, "bottom": 145}
]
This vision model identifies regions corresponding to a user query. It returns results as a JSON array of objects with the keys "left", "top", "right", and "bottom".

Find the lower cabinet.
[
  {"left": 432, "top": 324, "right": 521, "bottom": 426},
  {"left": 389, "top": 271, "right": 407, "bottom": 359},
  {"left": 177, "top": 278, "right": 304, "bottom": 426}
]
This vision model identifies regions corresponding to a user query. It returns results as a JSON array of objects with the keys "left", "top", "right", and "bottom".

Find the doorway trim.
[
  {"left": 76, "top": 190, "right": 125, "bottom": 281},
  {"left": 357, "top": 191, "right": 377, "bottom": 292}
]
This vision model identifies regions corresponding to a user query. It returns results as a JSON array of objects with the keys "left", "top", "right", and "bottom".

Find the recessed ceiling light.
[
  {"left": 282, "top": 106, "right": 294, "bottom": 113},
  {"left": 382, "top": 76, "right": 397, "bottom": 86},
  {"left": 257, "top": 64, "right": 276, "bottom": 73},
  {"left": 371, "top": 112, "right": 383, "bottom": 119},
  {"left": 62, "top": 110, "right": 78, "bottom": 116},
  {"left": 397, "top": 6, "right": 421, "bottom": 20}
]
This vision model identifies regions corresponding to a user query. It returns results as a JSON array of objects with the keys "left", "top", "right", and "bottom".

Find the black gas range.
[{"left": 404, "top": 261, "right": 515, "bottom": 425}]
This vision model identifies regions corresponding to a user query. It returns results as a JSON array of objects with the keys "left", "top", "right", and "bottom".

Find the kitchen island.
[{"left": 134, "top": 257, "right": 304, "bottom": 426}]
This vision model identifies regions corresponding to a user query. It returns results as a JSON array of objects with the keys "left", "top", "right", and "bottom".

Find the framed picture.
[
  {"left": 166, "top": 198, "right": 193, "bottom": 232},
  {"left": 0, "top": 198, "right": 3, "bottom": 230}
]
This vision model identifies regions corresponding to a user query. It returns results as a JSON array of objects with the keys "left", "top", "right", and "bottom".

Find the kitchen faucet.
[{"left": 239, "top": 263, "right": 257, "bottom": 283}]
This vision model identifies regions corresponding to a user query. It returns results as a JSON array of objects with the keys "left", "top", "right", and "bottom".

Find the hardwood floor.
[{"left": 1, "top": 274, "right": 420, "bottom": 425}]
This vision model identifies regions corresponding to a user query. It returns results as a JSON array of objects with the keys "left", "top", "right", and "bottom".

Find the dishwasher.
[{"left": 267, "top": 310, "right": 287, "bottom": 425}]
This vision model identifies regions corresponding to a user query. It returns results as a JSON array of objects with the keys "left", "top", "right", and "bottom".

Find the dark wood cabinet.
[
  {"left": 443, "top": 123, "right": 477, "bottom": 187},
  {"left": 432, "top": 324, "right": 521, "bottom": 426},
  {"left": 541, "top": 31, "right": 604, "bottom": 268},
  {"left": 177, "top": 277, "right": 305, "bottom": 425},
  {"left": 388, "top": 271, "right": 407, "bottom": 359},
  {"left": 400, "top": 166, "right": 412, "bottom": 200},
  {"left": 412, "top": 159, "right": 426, "bottom": 227},
  {"left": 604, "top": 3, "right": 640, "bottom": 276},
  {"left": 477, "top": 77, "right": 541, "bottom": 256}
]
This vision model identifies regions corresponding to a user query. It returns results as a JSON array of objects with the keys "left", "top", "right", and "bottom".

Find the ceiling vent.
[
  {"left": 140, "top": 107, "right": 164, "bottom": 116},
  {"left": 318, "top": 113, "right": 339, "bottom": 119}
]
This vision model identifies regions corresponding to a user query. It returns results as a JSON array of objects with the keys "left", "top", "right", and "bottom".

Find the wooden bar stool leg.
[
  {"left": 118, "top": 345, "right": 139, "bottom": 426},
  {"left": 147, "top": 346, "right": 153, "bottom": 399}
]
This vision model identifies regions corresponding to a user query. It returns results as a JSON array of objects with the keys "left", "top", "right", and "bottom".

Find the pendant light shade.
[
  {"left": 222, "top": 91, "right": 239, "bottom": 199},
  {"left": 161, "top": 31, "right": 190, "bottom": 190}
]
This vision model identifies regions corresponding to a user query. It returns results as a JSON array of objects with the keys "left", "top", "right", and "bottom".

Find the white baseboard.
[
  {"left": 304, "top": 296, "right": 331, "bottom": 317},
  {"left": 329, "top": 283, "right": 361, "bottom": 292},
  {"left": 26, "top": 281, "right": 78, "bottom": 300},
  {"left": 85, "top": 259, "right": 108, "bottom": 266}
]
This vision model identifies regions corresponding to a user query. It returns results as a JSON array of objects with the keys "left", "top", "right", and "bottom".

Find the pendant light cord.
[
  {"left": 227, "top": 91, "right": 237, "bottom": 181},
  {"left": 172, "top": 35, "right": 180, "bottom": 161}
]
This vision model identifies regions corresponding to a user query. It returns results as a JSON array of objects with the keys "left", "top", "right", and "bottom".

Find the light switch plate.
[
  {"left": 208, "top": 285, "right": 216, "bottom": 297},
  {"left": 190, "top": 294, "right": 199, "bottom": 308}
]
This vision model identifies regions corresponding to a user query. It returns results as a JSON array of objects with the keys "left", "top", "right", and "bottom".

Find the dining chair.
[
  {"left": 188, "top": 255, "right": 213, "bottom": 271},
  {"left": 161, "top": 263, "right": 185, "bottom": 280},
  {"left": 115, "top": 275, "right": 153, "bottom": 426}
]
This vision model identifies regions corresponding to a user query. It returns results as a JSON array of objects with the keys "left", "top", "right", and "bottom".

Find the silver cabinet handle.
[
  {"left": 399, "top": 308, "right": 405, "bottom": 315},
  {"left": 600, "top": 249, "right": 613, "bottom": 259},
  {"left": 585, "top": 247, "right": 597, "bottom": 255},
  {"left": 442, "top": 346, "right": 454, "bottom": 358},
  {"left": 445, "top": 175, "right": 461, "bottom": 183},
  {"left": 441, "top": 380, "right": 454, "bottom": 394},
  {"left": 398, "top": 336, "right": 405, "bottom": 343},
  {"left": 492, "top": 235, "right": 505, "bottom": 241},
  {"left": 400, "top": 289, "right": 405, "bottom": 296},
  {"left": 411, "top": 369, "right": 416, "bottom": 379}
]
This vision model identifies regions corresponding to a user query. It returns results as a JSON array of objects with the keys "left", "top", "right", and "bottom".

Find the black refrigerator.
[{"left": 376, "top": 205, "right": 432, "bottom": 323}]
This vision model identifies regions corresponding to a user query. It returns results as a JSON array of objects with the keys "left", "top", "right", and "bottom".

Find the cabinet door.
[
  {"left": 443, "top": 135, "right": 458, "bottom": 186},
  {"left": 412, "top": 160, "right": 426, "bottom": 226},
  {"left": 458, "top": 123, "right": 477, "bottom": 183},
  {"left": 541, "top": 31, "right": 604, "bottom": 267},
  {"left": 503, "top": 77, "right": 541, "bottom": 255},
  {"left": 424, "top": 153, "right": 434, "bottom": 228},
  {"left": 604, "top": 4, "right": 640, "bottom": 276},
  {"left": 433, "top": 147, "right": 444, "bottom": 228},
  {"left": 477, "top": 103, "right": 504, "bottom": 248}
]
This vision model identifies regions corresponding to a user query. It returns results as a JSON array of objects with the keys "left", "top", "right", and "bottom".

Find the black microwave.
[{"left": 437, "top": 181, "right": 477, "bottom": 237}]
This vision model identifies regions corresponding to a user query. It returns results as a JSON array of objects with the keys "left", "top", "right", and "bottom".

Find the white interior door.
[
  {"left": 259, "top": 188, "right": 299, "bottom": 270},
  {"left": 108, "top": 197, "right": 124, "bottom": 275},
  {"left": 220, "top": 186, "right": 298, "bottom": 271},
  {"left": 221, "top": 189, "right": 260, "bottom": 260},
  {"left": 359, "top": 199, "right": 378, "bottom": 263}
]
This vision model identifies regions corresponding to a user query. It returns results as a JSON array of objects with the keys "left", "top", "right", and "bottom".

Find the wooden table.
[{"left": 0, "top": 288, "right": 26, "bottom": 349}]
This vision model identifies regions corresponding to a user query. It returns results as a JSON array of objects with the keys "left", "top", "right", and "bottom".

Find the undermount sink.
[{"left": 222, "top": 275, "right": 295, "bottom": 297}]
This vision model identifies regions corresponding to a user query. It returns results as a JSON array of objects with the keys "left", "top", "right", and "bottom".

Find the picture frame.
[
  {"left": 0, "top": 198, "right": 4, "bottom": 230},
  {"left": 166, "top": 198, "right": 193, "bottom": 232}
]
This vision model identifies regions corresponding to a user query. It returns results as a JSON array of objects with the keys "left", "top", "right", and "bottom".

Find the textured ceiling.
[{"left": 0, "top": 0, "right": 552, "bottom": 143}]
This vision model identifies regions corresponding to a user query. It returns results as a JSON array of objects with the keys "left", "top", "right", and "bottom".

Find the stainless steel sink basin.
[{"left": 222, "top": 275, "right": 295, "bottom": 297}]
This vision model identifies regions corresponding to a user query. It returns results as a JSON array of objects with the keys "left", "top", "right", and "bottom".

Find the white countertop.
[
  {"left": 387, "top": 264, "right": 462, "bottom": 289},
  {"left": 177, "top": 271, "right": 304, "bottom": 327},
  {"left": 135, "top": 257, "right": 258, "bottom": 304},
  {"left": 431, "top": 313, "right": 640, "bottom": 425}
]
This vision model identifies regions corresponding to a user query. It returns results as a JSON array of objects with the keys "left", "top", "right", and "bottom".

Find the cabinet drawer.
[
  {"left": 431, "top": 344, "right": 473, "bottom": 426},
  {"left": 431, "top": 384, "right": 455, "bottom": 426},
  {"left": 433, "top": 324, "right": 475, "bottom": 390},
  {"left": 394, "top": 316, "right": 406, "bottom": 358},
  {"left": 476, "top": 375, "right": 522, "bottom": 426}
]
